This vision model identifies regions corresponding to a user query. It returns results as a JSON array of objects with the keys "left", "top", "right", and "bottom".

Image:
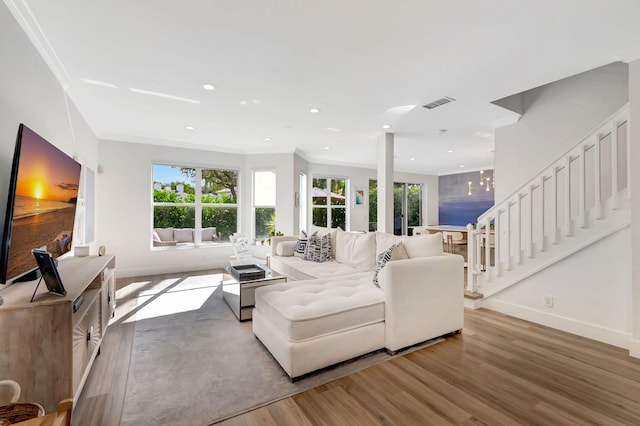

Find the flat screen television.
[{"left": 0, "top": 124, "right": 81, "bottom": 284}]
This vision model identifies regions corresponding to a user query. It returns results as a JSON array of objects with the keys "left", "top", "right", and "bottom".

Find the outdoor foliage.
[
  {"left": 369, "top": 180, "right": 421, "bottom": 233},
  {"left": 153, "top": 166, "right": 239, "bottom": 240},
  {"left": 202, "top": 207, "right": 237, "bottom": 240},
  {"left": 369, "top": 180, "right": 377, "bottom": 231},
  {"left": 255, "top": 208, "right": 275, "bottom": 239},
  {"left": 153, "top": 206, "right": 195, "bottom": 229}
]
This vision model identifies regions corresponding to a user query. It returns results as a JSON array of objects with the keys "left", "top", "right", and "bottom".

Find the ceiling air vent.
[{"left": 423, "top": 96, "right": 456, "bottom": 109}]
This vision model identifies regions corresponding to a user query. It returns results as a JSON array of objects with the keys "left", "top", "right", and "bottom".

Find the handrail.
[
  {"left": 467, "top": 104, "right": 630, "bottom": 295},
  {"left": 478, "top": 104, "right": 629, "bottom": 225}
]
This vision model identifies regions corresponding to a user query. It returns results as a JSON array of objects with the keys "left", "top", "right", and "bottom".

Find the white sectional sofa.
[{"left": 253, "top": 229, "right": 464, "bottom": 379}]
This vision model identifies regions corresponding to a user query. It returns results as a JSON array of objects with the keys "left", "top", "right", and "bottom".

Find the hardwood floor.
[
  {"left": 221, "top": 309, "right": 640, "bottom": 425},
  {"left": 73, "top": 273, "right": 640, "bottom": 425}
]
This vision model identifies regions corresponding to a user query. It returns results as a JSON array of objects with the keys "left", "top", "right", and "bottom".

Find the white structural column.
[
  {"left": 377, "top": 133, "right": 394, "bottom": 234},
  {"left": 630, "top": 59, "right": 640, "bottom": 358}
]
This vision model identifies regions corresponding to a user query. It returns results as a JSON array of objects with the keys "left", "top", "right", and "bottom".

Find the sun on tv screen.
[{"left": 0, "top": 124, "right": 81, "bottom": 284}]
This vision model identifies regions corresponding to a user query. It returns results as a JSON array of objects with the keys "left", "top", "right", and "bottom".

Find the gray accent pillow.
[{"left": 303, "top": 231, "right": 332, "bottom": 262}]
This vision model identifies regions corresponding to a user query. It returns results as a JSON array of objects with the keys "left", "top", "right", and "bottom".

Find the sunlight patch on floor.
[{"left": 124, "top": 274, "right": 223, "bottom": 322}]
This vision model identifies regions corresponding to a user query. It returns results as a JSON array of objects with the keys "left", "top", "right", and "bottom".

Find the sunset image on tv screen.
[{"left": 5, "top": 125, "right": 81, "bottom": 281}]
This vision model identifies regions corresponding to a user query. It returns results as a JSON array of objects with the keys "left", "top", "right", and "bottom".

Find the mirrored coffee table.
[{"left": 221, "top": 264, "right": 287, "bottom": 321}]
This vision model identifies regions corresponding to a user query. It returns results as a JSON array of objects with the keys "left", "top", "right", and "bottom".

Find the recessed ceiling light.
[
  {"left": 382, "top": 124, "right": 391, "bottom": 129},
  {"left": 239, "top": 101, "right": 248, "bottom": 105},
  {"left": 410, "top": 157, "right": 415, "bottom": 161},
  {"left": 324, "top": 146, "right": 330, "bottom": 150},
  {"left": 264, "top": 137, "right": 272, "bottom": 141},
  {"left": 460, "top": 165, "right": 465, "bottom": 168},
  {"left": 448, "top": 150, "right": 454, "bottom": 153},
  {"left": 310, "top": 108, "right": 320, "bottom": 113},
  {"left": 185, "top": 125, "right": 195, "bottom": 130},
  {"left": 202, "top": 83, "right": 216, "bottom": 91},
  {"left": 326, "top": 127, "right": 340, "bottom": 132},
  {"left": 252, "top": 99, "right": 261, "bottom": 104}
]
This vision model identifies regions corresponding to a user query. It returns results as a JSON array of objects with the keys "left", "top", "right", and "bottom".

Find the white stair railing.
[{"left": 467, "top": 105, "right": 630, "bottom": 296}]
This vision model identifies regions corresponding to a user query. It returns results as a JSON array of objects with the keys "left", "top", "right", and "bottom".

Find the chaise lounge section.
[{"left": 253, "top": 229, "right": 464, "bottom": 379}]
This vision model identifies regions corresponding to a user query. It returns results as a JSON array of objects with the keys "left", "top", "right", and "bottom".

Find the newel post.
[{"left": 466, "top": 223, "right": 476, "bottom": 292}]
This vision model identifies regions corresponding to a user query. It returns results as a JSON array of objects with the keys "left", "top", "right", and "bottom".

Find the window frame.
[
  {"left": 252, "top": 169, "right": 277, "bottom": 240},
  {"left": 151, "top": 163, "right": 240, "bottom": 248},
  {"left": 311, "top": 175, "right": 348, "bottom": 230}
]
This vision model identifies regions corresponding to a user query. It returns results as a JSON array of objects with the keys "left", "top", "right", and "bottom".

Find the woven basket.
[{"left": 0, "top": 402, "right": 44, "bottom": 424}]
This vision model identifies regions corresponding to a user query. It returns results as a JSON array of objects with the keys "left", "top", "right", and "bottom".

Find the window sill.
[{"left": 151, "top": 241, "right": 232, "bottom": 251}]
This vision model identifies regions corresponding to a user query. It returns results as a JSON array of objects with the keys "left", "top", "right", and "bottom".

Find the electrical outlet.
[{"left": 544, "top": 295, "right": 554, "bottom": 308}]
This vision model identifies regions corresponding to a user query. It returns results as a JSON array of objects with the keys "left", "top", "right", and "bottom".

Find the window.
[
  {"left": 369, "top": 180, "right": 422, "bottom": 235},
  {"left": 253, "top": 170, "right": 276, "bottom": 240},
  {"left": 312, "top": 177, "right": 346, "bottom": 229},
  {"left": 152, "top": 165, "right": 238, "bottom": 245}
]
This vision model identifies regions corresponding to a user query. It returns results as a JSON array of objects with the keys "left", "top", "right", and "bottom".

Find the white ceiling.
[{"left": 8, "top": 0, "right": 640, "bottom": 174}]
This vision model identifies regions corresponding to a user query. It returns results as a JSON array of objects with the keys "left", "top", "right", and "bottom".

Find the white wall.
[
  {"left": 483, "top": 228, "right": 632, "bottom": 348},
  {"left": 97, "top": 140, "right": 247, "bottom": 277},
  {"left": 630, "top": 59, "right": 640, "bottom": 357},
  {"left": 494, "top": 62, "right": 629, "bottom": 201},
  {"left": 0, "top": 3, "right": 99, "bottom": 282}
]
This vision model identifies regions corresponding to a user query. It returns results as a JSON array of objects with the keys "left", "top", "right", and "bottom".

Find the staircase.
[{"left": 466, "top": 105, "right": 630, "bottom": 304}]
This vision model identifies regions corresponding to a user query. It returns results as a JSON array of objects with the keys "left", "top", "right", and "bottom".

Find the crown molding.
[
  {"left": 488, "top": 114, "right": 521, "bottom": 129},
  {"left": 4, "top": 0, "right": 73, "bottom": 91},
  {"left": 610, "top": 47, "right": 640, "bottom": 63}
]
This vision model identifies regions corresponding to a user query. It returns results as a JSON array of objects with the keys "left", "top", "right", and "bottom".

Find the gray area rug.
[{"left": 120, "top": 271, "right": 442, "bottom": 426}]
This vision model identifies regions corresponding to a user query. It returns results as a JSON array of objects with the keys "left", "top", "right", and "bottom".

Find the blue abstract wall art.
[{"left": 439, "top": 170, "right": 494, "bottom": 226}]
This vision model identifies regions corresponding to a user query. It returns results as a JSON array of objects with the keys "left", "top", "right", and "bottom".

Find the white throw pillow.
[
  {"left": 403, "top": 233, "right": 443, "bottom": 258},
  {"left": 155, "top": 228, "right": 174, "bottom": 242},
  {"left": 276, "top": 241, "right": 297, "bottom": 257},
  {"left": 375, "top": 231, "right": 406, "bottom": 256},
  {"left": 152, "top": 230, "right": 161, "bottom": 242},
  {"left": 335, "top": 228, "right": 376, "bottom": 271},
  {"left": 174, "top": 228, "right": 194, "bottom": 243}
]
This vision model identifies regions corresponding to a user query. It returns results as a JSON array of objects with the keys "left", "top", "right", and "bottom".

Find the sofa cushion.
[
  {"left": 403, "top": 233, "right": 443, "bottom": 258},
  {"left": 155, "top": 228, "right": 174, "bottom": 242},
  {"left": 304, "top": 232, "right": 332, "bottom": 262},
  {"left": 335, "top": 228, "right": 376, "bottom": 272},
  {"left": 270, "top": 256, "right": 362, "bottom": 281},
  {"left": 276, "top": 241, "right": 297, "bottom": 257},
  {"left": 255, "top": 273, "right": 384, "bottom": 341},
  {"left": 375, "top": 231, "right": 406, "bottom": 256},
  {"left": 174, "top": 228, "right": 194, "bottom": 243},
  {"left": 201, "top": 227, "right": 218, "bottom": 242},
  {"left": 373, "top": 242, "right": 409, "bottom": 286}
]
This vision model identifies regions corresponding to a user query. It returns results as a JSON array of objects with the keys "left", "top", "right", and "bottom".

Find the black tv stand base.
[{"left": 14, "top": 268, "right": 41, "bottom": 283}]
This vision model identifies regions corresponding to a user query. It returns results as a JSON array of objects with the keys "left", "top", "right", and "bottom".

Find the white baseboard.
[
  {"left": 482, "top": 298, "right": 632, "bottom": 349},
  {"left": 630, "top": 339, "right": 640, "bottom": 359},
  {"left": 117, "top": 261, "right": 229, "bottom": 278}
]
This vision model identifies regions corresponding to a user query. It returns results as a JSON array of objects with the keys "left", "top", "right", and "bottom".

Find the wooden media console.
[{"left": 0, "top": 254, "right": 116, "bottom": 412}]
